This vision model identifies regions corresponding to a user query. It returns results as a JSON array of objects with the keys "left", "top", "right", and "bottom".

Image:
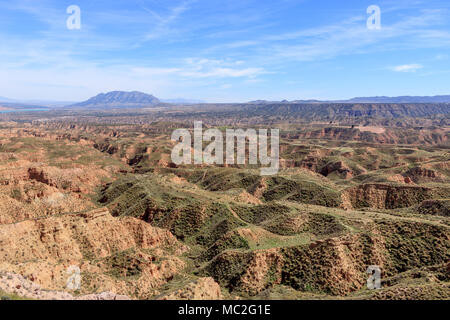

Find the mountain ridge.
[
  {"left": 3, "top": 92, "right": 450, "bottom": 107},
  {"left": 249, "top": 95, "right": 450, "bottom": 104},
  {"left": 70, "top": 91, "right": 161, "bottom": 108},
  {"left": 345, "top": 95, "right": 450, "bottom": 103}
]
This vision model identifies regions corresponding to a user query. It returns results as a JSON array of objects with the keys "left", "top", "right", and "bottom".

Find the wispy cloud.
[
  {"left": 389, "top": 64, "right": 423, "bottom": 72},
  {"left": 206, "top": 7, "right": 450, "bottom": 64},
  {"left": 435, "top": 54, "right": 449, "bottom": 60},
  {"left": 1, "top": 0, "right": 450, "bottom": 101},
  {"left": 131, "top": 58, "right": 266, "bottom": 79},
  {"left": 141, "top": 0, "right": 193, "bottom": 40}
]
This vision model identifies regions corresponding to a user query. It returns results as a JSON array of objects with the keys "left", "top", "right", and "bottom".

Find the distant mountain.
[
  {"left": 248, "top": 95, "right": 450, "bottom": 104},
  {"left": 345, "top": 96, "right": 450, "bottom": 103},
  {"left": 236, "top": 103, "right": 450, "bottom": 120},
  {"left": 249, "top": 100, "right": 286, "bottom": 104},
  {"left": 70, "top": 91, "right": 161, "bottom": 108}
]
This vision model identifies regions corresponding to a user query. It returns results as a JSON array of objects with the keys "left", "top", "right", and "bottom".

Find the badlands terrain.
[{"left": 0, "top": 102, "right": 449, "bottom": 300}]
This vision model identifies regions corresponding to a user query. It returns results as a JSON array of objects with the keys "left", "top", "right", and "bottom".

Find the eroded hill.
[{"left": 0, "top": 107, "right": 449, "bottom": 300}]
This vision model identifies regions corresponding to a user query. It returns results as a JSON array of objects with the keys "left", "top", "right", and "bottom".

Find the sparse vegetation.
[{"left": 0, "top": 104, "right": 448, "bottom": 300}]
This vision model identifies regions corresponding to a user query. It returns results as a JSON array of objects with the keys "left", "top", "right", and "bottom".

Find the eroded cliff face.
[
  {"left": 156, "top": 277, "right": 223, "bottom": 300},
  {"left": 417, "top": 199, "right": 450, "bottom": 217},
  {"left": 0, "top": 166, "right": 109, "bottom": 224},
  {"left": 403, "top": 166, "right": 446, "bottom": 183},
  {"left": 341, "top": 184, "right": 434, "bottom": 210},
  {"left": 0, "top": 129, "right": 129, "bottom": 225},
  {"left": 291, "top": 127, "right": 448, "bottom": 145},
  {"left": 202, "top": 220, "right": 449, "bottom": 297},
  {"left": 320, "top": 161, "right": 353, "bottom": 179},
  {"left": 0, "top": 132, "right": 194, "bottom": 299},
  {"left": 0, "top": 272, "right": 130, "bottom": 300},
  {"left": 204, "top": 248, "right": 284, "bottom": 296},
  {"left": 0, "top": 208, "right": 188, "bottom": 298}
]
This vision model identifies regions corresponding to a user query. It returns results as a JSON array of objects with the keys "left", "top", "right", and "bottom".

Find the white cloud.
[
  {"left": 130, "top": 59, "right": 266, "bottom": 79},
  {"left": 389, "top": 64, "right": 423, "bottom": 72},
  {"left": 207, "top": 8, "right": 450, "bottom": 64},
  {"left": 182, "top": 67, "right": 265, "bottom": 78},
  {"left": 0, "top": 55, "right": 267, "bottom": 101}
]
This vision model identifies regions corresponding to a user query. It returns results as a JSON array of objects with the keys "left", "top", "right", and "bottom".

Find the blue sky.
[{"left": 1, "top": 0, "right": 450, "bottom": 102}]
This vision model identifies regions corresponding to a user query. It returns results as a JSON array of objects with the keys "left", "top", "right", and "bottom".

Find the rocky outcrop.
[
  {"left": 281, "top": 233, "right": 386, "bottom": 295},
  {"left": 27, "top": 166, "right": 109, "bottom": 194},
  {"left": 387, "top": 174, "right": 414, "bottom": 184},
  {"left": 0, "top": 208, "right": 186, "bottom": 264},
  {"left": 0, "top": 162, "right": 115, "bottom": 224},
  {"left": 289, "top": 126, "right": 448, "bottom": 145},
  {"left": 204, "top": 248, "right": 284, "bottom": 295},
  {"left": 0, "top": 272, "right": 130, "bottom": 300},
  {"left": 0, "top": 168, "right": 29, "bottom": 185},
  {"left": 341, "top": 184, "right": 433, "bottom": 209},
  {"left": 205, "top": 220, "right": 449, "bottom": 297},
  {"left": 417, "top": 199, "right": 450, "bottom": 217},
  {"left": 403, "top": 166, "right": 446, "bottom": 183},
  {"left": 204, "top": 233, "right": 385, "bottom": 296},
  {"left": 320, "top": 161, "right": 353, "bottom": 179},
  {"left": 157, "top": 277, "right": 222, "bottom": 300},
  {"left": 0, "top": 208, "right": 188, "bottom": 298}
]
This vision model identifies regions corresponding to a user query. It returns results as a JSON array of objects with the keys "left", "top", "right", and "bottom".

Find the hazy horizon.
[{"left": 3, "top": 91, "right": 450, "bottom": 106}]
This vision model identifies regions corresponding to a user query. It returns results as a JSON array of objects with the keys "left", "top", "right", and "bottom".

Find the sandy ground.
[{"left": 356, "top": 126, "right": 386, "bottom": 134}]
